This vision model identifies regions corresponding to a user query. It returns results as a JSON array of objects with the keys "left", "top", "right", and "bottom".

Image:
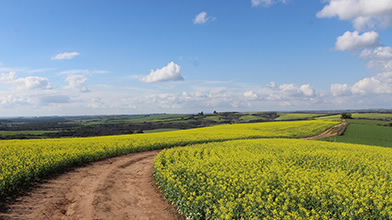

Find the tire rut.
[{"left": 301, "top": 120, "right": 349, "bottom": 140}]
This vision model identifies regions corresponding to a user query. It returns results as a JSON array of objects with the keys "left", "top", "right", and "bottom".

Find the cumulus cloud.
[
  {"left": 351, "top": 72, "right": 392, "bottom": 95},
  {"left": 51, "top": 52, "right": 80, "bottom": 60},
  {"left": 0, "top": 72, "right": 52, "bottom": 90},
  {"left": 0, "top": 72, "right": 17, "bottom": 81},
  {"left": 330, "top": 72, "right": 392, "bottom": 96},
  {"left": 251, "top": 0, "right": 287, "bottom": 7},
  {"left": 140, "top": 62, "right": 184, "bottom": 83},
  {"left": 193, "top": 12, "right": 215, "bottom": 24},
  {"left": 317, "top": 0, "right": 392, "bottom": 31},
  {"left": 318, "top": 1, "right": 392, "bottom": 73},
  {"left": 360, "top": 46, "right": 392, "bottom": 59},
  {"left": 0, "top": 94, "right": 27, "bottom": 105},
  {"left": 335, "top": 31, "right": 380, "bottom": 51},
  {"left": 268, "top": 83, "right": 316, "bottom": 100},
  {"left": 268, "top": 81, "right": 277, "bottom": 88},
  {"left": 300, "top": 84, "right": 316, "bottom": 96},
  {"left": 359, "top": 46, "right": 392, "bottom": 71},
  {"left": 244, "top": 90, "right": 258, "bottom": 99},
  {"left": 15, "top": 76, "right": 53, "bottom": 90},
  {"left": 65, "top": 75, "right": 89, "bottom": 92},
  {"left": 367, "top": 59, "right": 392, "bottom": 71},
  {"left": 331, "top": 83, "right": 352, "bottom": 96}
]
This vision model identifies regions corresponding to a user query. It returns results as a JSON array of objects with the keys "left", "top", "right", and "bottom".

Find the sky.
[{"left": 1, "top": 0, "right": 392, "bottom": 117}]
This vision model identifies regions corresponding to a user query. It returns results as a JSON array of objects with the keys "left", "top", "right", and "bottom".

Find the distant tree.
[
  {"left": 341, "top": 113, "right": 352, "bottom": 119},
  {"left": 135, "top": 129, "right": 144, "bottom": 134},
  {"left": 213, "top": 110, "right": 217, "bottom": 114},
  {"left": 198, "top": 111, "right": 204, "bottom": 116}
]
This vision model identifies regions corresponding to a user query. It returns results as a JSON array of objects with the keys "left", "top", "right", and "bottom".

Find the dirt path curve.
[
  {"left": 0, "top": 150, "right": 183, "bottom": 220},
  {"left": 301, "top": 120, "right": 349, "bottom": 140}
]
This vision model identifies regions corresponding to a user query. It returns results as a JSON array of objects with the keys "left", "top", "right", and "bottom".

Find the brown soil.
[
  {"left": 301, "top": 120, "right": 349, "bottom": 140},
  {"left": 0, "top": 150, "right": 184, "bottom": 220}
]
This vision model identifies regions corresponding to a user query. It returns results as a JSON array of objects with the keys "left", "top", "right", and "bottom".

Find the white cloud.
[
  {"left": 141, "top": 62, "right": 184, "bottom": 83},
  {"left": 193, "top": 12, "right": 215, "bottom": 24},
  {"left": 367, "top": 59, "right": 392, "bottom": 71},
  {"left": 251, "top": 0, "right": 287, "bottom": 7},
  {"left": 0, "top": 94, "right": 29, "bottom": 105},
  {"left": 244, "top": 90, "right": 258, "bottom": 99},
  {"left": 51, "top": 52, "right": 80, "bottom": 60},
  {"left": 65, "top": 75, "right": 89, "bottom": 92},
  {"left": 359, "top": 46, "right": 392, "bottom": 71},
  {"left": 360, "top": 46, "right": 392, "bottom": 59},
  {"left": 1, "top": 70, "right": 391, "bottom": 117},
  {"left": 330, "top": 83, "right": 351, "bottom": 96},
  {"left": 318, "top": 2, "right": 392, "bottom": 72},
  {"left": 300, "top": 84, "right": 315, "bottom": 96},
  {"left": 317, "top": 0, "right": 392, "bottom": 31},
  {"left": 267, "top": 83, "right": 317, "bottom": 100},
  {"left": 268, "top": 81, "right": 277, "bottom": 88},
  {"left": 351, "top": 72, "right": 392, "bottom": 95},
  {"left": 0, "top": 72, "right": 17, "bottom": 81},
  {"left": 335, "top": 31, "right": 379, "bottom": 51},
  {"left": 14, "top": 76, "right": 53, "bottom": 90},
  {"left": 0, "top": 72, "right": 52, "bottom": 90},
  {"left": 330, "top": 72, "right": 392, "bottom": 96}
]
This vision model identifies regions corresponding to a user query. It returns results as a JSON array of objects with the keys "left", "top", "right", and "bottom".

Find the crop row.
[
  {"left": 154, "top": 139, "right": 392, "bottom": 219},
  {"left": 0, "top": 120, "right": 336, "bottom": 199}
]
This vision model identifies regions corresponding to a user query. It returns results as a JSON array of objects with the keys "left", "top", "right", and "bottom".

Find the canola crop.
[
  {"left": 0, "top": 120, "right": 335, "bottom": 198},
  {"left": 155, "top": 139, "right": 392, "bottom": 219}
]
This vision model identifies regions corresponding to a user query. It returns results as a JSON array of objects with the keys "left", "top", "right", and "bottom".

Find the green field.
[
  {"left": 315, "top": 114, "right": 341, "bottom": 120},
  {"left": 82, "top": 114, "right": 190, "bottom": 125},
  {"left": 320, "top": 120, "right": 392, "bottom": 148},
  {"left": 239, "top": 115, "right": 266, "bottom": 122},
  {"left": 0, "top": 130, "right": 57, "bottom": 136},
  {"left": 275, "top": 113, "right": 326, "bottom": 121},
  {"left": 203, "top": 115, "right": 226, "bottom": 122},
  {"left": 351, "top": 113, "right": 392, "bottom": 119},
  {"left": 143, "top": 128, "right": 180, "bottom": 133},
  {"left": 347, "top": 119, "right": 391, "bottom": 126}
]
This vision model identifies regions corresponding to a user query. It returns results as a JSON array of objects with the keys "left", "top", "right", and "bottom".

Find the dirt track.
[
  {"left": 0, "top": 150, "right": 183, "bottom": 220},
  {"left": 301, "top": 120, "right": 349, "bottom": 140}
]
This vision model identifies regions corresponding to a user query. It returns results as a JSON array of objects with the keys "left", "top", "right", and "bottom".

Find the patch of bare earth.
[
  {"left": 0, "top": 150, "right": 183, "bottom": 220},
  {"left": 301, "top": 120, "right": 349, "bottom": 140}
]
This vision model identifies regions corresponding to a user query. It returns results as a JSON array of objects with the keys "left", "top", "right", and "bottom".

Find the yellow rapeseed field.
[
  {"left": 0, "top": 120, "right": 335, "bottom": 198},
  {"left": 155, "top": 139, "right": 392, "bottom": 219}
]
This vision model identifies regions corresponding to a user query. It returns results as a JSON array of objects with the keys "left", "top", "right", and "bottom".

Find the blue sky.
[{"left": 1, "top": 0, "right": 392, "bottom": 116}]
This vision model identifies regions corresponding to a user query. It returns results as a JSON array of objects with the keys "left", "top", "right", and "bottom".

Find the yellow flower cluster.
[
  {"left": 0, "top": 120, "right": 335, "bottom": 198},
  {"left": 154, "top": 139, "right": 392, "bottom": 219}
]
